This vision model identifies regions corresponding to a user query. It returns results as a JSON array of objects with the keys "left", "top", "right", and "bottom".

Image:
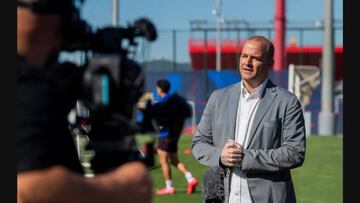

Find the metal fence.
[{"left": 137, "top": 20, "right": 342, "bottom": 71}]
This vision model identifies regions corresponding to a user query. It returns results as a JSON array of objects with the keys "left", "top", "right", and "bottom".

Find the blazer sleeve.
[
  {"left": 192, "top": 91, "right": 223, "bottom": 167},
  {"left": 241, "top": 95, "right": 306, "bottom": 172}
]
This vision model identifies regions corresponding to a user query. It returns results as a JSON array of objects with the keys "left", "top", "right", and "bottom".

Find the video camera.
[{"left": 53, "top": 1, "right": 158, "bottom": 173}]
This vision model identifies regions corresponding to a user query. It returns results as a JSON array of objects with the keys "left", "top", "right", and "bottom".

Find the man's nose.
[{"left": 244, "top": 56, "right": 252, "bottom": 65}]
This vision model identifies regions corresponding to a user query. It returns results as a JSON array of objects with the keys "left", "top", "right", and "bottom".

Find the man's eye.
[{"left": 253, "top": 57, "right": 261, "bottom": 61}]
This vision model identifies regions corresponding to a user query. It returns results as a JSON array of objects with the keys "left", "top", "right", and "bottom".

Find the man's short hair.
[
  {"left": 157, "top": 79, "right": 171, "bottom": 93},
  {"left": 246, "top": 36, "right": 274, "bottom": 62}
]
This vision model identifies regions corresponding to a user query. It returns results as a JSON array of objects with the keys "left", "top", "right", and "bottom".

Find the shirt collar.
[{"left": 241, "top": 78, "right": 269, "bottom": 99}]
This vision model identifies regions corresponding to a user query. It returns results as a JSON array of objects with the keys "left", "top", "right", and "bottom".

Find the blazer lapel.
[
  {"left": 246, "top": 80, "right": 278, "bottom": 148},
  {"left": 228, "top": 82, "right": 241, "bottom": 141}
]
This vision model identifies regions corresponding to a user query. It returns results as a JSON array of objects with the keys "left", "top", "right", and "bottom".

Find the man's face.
[{"left": 239, "top": 39, "right": 272, "bottom": 87}]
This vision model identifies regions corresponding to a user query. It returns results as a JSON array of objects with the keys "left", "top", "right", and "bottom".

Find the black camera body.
[
  {"left": 79, "top": 19, "right": 157, "bottom": 173},
  {"left": 81, "top": 54, "right": 144, "bottom": 173},
  {"left": 63, "top": 14, "right": 158, "bottom": 173}
]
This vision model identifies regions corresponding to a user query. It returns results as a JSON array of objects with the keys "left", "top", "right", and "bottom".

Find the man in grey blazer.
[{"left": 192, "top": 36, "right": 306, "bottom": 203}]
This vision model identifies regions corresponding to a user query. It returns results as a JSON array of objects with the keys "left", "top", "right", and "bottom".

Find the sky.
[{"left": 73, "top": 0, "right": 343, "bottom": 63}]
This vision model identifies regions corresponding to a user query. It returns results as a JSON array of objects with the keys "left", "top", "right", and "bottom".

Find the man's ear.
[
  {"left": 268, "top": 59, "right": 274, "bottom": 67},
  {"left": 266, "top": 59, "right": 274, "bottom": 71}
]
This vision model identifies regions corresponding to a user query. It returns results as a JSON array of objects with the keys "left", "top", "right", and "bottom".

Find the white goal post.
[{"left": 288, "top": 64, "right": 321, "bottom": 136}]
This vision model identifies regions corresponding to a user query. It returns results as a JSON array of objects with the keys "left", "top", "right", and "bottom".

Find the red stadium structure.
[{"left": 188, "top": 39, "right": 343, "bottom": 81}]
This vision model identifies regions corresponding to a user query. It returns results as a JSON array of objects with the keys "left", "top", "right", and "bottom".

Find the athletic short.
[{"left": 157, "top": 137, "right": 179, "bottom": 153}]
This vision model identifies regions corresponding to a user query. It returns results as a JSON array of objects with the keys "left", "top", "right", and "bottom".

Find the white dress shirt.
[{"left": 229, "top": 78, "right": 268, "bottom": 203}]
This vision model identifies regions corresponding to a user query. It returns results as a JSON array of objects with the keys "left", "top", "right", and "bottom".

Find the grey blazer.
[{"left": 192, "top": 80, "right": 306, "bottom": 203}]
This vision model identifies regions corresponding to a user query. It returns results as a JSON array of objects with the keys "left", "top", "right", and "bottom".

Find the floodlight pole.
[
  {"left": 274, "top": 0, "right": 286, "bottom": 72},
  {"left": 215, "top": 0, "right": 222, "bottom": 71},
  {"left": 112, "top": 0, "right": 119, "bottom": 26},
  {"left": 319, "top": 0, "right": 335, "bottom": 135}
]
